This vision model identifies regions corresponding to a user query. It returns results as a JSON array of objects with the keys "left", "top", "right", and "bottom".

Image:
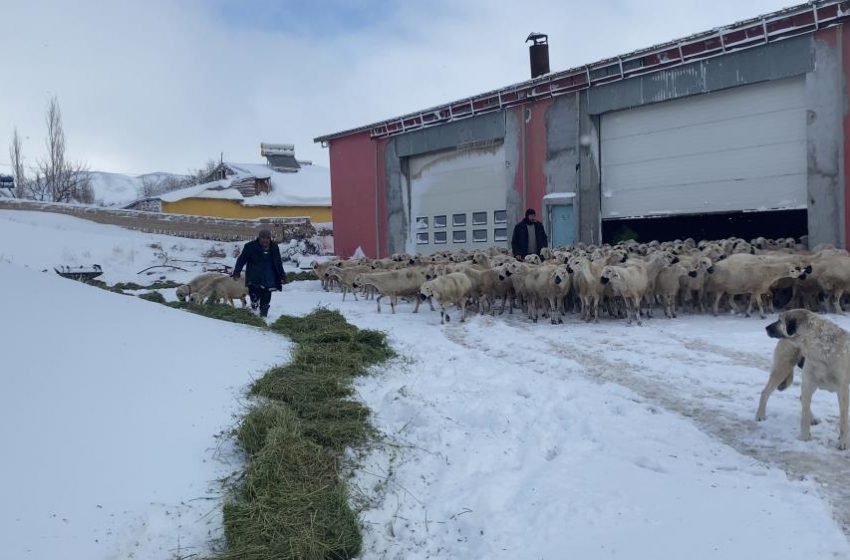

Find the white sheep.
[
  {"left": 352, "top": 268, "right": 428, "bottom": 313},
  {"left": 193, "top": 275, "right": 248, "bottom": 307},
  {"left": 420, "top": 272, "right": 473, "bottom": 324},
  {"left": 177, "top": 272, "right": 228, "bottom": 303}
]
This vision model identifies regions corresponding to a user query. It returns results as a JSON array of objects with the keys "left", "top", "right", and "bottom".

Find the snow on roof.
[
  {"left": 543, "top": 192, "right": 577, "bottom": 202},
  {"left": 159, "top": 180, "right": 243, "bottom": 203},
  {"left": 160, "top": 162, "right": 331, "bottom": 207},
  {"left": 242, "top": 163, "right": 330, "bottom": 207}
]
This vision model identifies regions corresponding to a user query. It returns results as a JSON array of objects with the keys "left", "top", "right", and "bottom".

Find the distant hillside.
[{"left": 88, "top": 171, "right": 190, "bottom": 207}]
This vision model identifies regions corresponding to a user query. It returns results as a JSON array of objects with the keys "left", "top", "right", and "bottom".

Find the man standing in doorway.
[
  {"left": 232, "top": 229, "right": 286, "bottom": 318},
  {"left": 511, "top": 208, "right": 548, "bottom": 260}
]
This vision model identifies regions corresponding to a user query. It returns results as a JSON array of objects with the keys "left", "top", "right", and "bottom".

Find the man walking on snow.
[
  {"left": 232, "top": 229, "right": 286, "bottom": 318},
  {"left": 511, "top": 208, "right": 548, "bottom": 260}
]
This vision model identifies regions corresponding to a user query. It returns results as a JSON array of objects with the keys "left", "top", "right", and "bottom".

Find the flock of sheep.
[{"left": 313, "top": 236, "right": 850, "bottom": 325}]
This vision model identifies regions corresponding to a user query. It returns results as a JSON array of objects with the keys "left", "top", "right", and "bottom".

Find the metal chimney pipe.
[{"left": 526, "top": 32, "right": 550, "bottom": 79}]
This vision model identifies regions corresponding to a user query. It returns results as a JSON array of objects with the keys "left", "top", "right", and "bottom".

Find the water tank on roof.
[{"left": 260, "top": 143, "right": 295, "bottom": 157}]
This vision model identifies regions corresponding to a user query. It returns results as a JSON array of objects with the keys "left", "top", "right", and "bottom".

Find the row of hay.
[{"left": 214, "top": 309, "right": 394, "bottom": 559}]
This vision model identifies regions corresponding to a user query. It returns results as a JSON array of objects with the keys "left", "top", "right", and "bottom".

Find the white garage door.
[
  {"left": 600, "top": 77, "right": 807, "bottom": 219},
  {"left": 408, "top": 143, "right": 510, "bottom": 255}
]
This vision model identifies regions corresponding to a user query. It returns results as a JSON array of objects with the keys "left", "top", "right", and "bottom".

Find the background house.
[{"left": 159, "top": 144, "right": 332, "bottom": 223}]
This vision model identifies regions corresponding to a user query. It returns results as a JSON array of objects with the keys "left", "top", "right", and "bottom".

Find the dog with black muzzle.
[{"left": 764, "top": 309, "right": 850, "bottom": 450}]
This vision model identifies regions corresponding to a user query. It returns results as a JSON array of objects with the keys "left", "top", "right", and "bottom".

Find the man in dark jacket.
[
  {"left": 511, "top": 208, "right": 548, "bottom": 260},
  {"left": 232, "top": 229, "right": 286, "bottom": 318}
]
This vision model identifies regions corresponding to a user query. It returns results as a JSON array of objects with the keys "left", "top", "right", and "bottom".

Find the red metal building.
[{"left": 317, "top": 1, "right": 850, "bottom": 258}]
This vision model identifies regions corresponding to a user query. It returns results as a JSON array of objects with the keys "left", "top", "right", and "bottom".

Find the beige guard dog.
[
  {"left": 755, "top": 338, "right": 805, "bottom": 423},
  {"left": 764, "top": 309, "right": 850, "bottom": 450}
]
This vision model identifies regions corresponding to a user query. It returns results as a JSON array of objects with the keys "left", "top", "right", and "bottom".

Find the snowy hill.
[{"left": 88, "top": 170, "right": 189, "bottom": 207}]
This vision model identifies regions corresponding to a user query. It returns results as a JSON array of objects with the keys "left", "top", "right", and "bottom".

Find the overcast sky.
[{"left": 0, "top": 0, "right": 797, "bottom": 176}]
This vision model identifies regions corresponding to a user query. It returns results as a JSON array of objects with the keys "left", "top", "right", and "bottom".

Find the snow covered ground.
[
  {"left": 0, "top": 210, "right": 306, "bottom": 286},
  {"left": 0, "top": 264, "right": 289, "bottom": 559},
  {"left": 2, "top": 209, "right": 850, "bottom": 559},
  {"left": 273, "top": 283, "right": 850, "bottom": 560}
]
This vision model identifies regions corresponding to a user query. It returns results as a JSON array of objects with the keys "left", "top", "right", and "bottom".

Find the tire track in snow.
[{"left": 447, "top": 317, "right": 850, "bottom": 536}]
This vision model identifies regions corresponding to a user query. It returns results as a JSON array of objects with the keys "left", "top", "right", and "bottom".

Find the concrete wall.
[
  {"left": 504, "top": 108, "right": 523, "bottom": 239},
  {"left": 843, "top": 25, "right": 850, "bottom": 249},
  {"left": 578, "top": 92, "right": 602, "bottom": 245},
  {"left": 544, "top": 94, "right": 580, "bottom": 241},
  {"left": 806, "top": 28, "right": 845, "bottom": 248},
  {"left": 384, "top": 140, "right": 405, "bottom": 255},
  {"left": 385, "top": 111, "right": 508, "bottom": 253}
]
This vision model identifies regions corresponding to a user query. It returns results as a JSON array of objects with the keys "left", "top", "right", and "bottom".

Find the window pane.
[
  {"left": 494, "top": 210, "right": 507, "bottom": 224},
  {"left": 433, "top": 215, "right": 447, "bottom": 228},
  {"left": 472, "top": 211, "right": 487, "bottom": 225},
  {"left": 452, "top": 230, "right": 467, "bottom": 243},
  {"left": 473, "top": 229, "right": 487, "bottom": 242},
  {"left": 434, "top": 231, "right": 447, "bottom": 244},
  {"left": 452, "top": 213, "right": 466, "bottom": 227},
  {"left": 494, "top": 228, "right": 508, "bottom": 242},
  {"left": 416, "top": 232, "right": 429, "bottom": 244},
  {"left": 415, "top": 216, "right": 428, "bottom": 230}
]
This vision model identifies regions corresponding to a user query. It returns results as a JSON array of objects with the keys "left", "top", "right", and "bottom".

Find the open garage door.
[
  {"left": 408, "top": 142, "right": 510, "bottom": 255},
  {"left": 600, "top": 77, "right": 807, "bottom": 241}
]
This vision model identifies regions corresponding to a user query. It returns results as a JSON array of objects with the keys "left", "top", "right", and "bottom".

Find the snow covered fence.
[{"left": 0, "top": 198, "right": 321, "bottom": 242}]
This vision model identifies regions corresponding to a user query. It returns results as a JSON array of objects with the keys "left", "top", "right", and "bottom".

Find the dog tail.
[{"left": 777, "top": 370, "right": 794, "bottom": 391}]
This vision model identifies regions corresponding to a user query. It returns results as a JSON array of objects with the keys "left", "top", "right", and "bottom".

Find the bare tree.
[
  {"left": 137, "top": 174, "right": 192, "bottom": 199},
  {"left": 189, "top": 159, "right": 221, "bottom": 185},
  {"left": 139, "top": 175, "right": 160, "bottom": 198},
  {"left": 25, "top": 96, "right": 93, "bottom": 203},
  {"left": 45, "top": 97, "right": 65, "bottom": 200},
  {"left": 9, "top": 128, "right": 25, "bottom": 198}
]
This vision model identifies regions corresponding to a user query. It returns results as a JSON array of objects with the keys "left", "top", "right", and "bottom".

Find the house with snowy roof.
[{"left": 158, "top": 144, "right": 332, "bottom": 223}]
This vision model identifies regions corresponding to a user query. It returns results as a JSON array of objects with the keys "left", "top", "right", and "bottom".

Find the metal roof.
[{"left": 314, "top": 0, "right": 850, "bottom": 143}]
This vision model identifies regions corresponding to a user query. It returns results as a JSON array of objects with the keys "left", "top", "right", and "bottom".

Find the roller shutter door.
[
  {"left": 408, "top": 143, "right": 510, "bottom": 255},
  {"left": 600, "top": 77, "right": 807, "bottom": 220}
]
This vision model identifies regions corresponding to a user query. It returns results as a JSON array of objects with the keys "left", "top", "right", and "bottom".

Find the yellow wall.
[{"left": 161, "top": 198, "right": 333, "bottom": 222}]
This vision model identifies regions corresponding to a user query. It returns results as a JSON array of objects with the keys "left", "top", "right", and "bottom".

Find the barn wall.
[
  {"left": 843, "top": 23, "right": 850, "bottom": 249},
  {"left": 586, "top": 34, "right": 814, "bottom": 115},
  {"left": 384, "top": 139, "right": 404, "bottom": 256},
  {"left": 807, "top": 27, "right": 845, "bottom": 248},
  {"left": 578, "top": 91, "right": 602, "bottom": 245},
  {"left": 161, "top": 199, "right": 332, "bottom": 222},
  {"left": 385, "top": 112, "right": 507, "bottom": 253},
  {"left": 326, "top": 25, "right": 850, "bottom": 253},
  {"left": 327, "top": 132, "right": 380, "bottom": 258},
  {"left": 523, "top": 99, "right": 552, "bottom": 216}
]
